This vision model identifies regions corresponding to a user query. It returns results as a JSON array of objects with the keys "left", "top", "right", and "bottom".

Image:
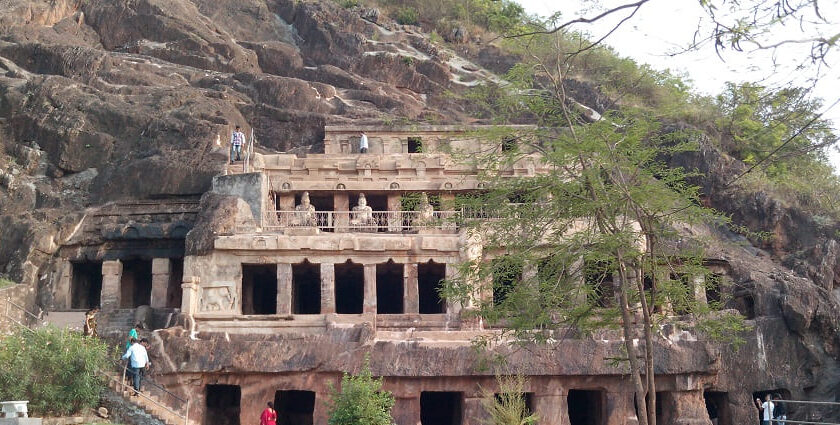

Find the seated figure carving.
[
  {"left": 416, "top": 192, "right": 435, "bottom": 227},
  {"left": 350, "top": 193, "right": 375, "bottom": 230},
  {"left": 293, "top": 191, "right": 317, "bottom": 226}
]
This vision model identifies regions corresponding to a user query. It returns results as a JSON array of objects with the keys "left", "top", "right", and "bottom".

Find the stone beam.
[
  {"left": 277, "top": 263, "right": 292, "bottom": 315},
  {"left": 150, "top": 258, "right": 171, "bottom": 308},
  {"left": 404, "top": 263, "right": 419, "bottom": 314},
  {"left": 363, "top": 264, "right": 377, "bottom": 314},
  {"left": 100, "top": 260, "right": 122, "bottom": 311},
  {"left": 321, "top": 263, "right": 335, "bottom": 314}
]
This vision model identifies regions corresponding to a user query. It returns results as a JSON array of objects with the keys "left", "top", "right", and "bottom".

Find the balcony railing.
[{"left": 263, "top": 210, "right": 463, "bottom": 233}]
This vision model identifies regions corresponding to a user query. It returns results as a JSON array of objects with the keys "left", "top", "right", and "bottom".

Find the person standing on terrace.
[
  {"left": 359, "top": 131, "right": 369, "bottom": 153},
  {"left": 230, "top": 125, "right": 245, "bottom": 162}
]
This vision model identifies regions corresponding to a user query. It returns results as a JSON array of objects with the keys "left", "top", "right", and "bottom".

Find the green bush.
[
  {"left": 337, "top": 0, "right": 360, "bottom": 8},
  {"left": 481, "top": 376, "right": 538, "bottom": 425},
  {"left": 326, "top": 359, "right": 395, "bottom": 425},
  {"left": 0, "top": 277, "right": 15, "bottom": 289},
  {"left": 395, "top": 7, "right": 419, "bottom": 25},
  {"left": 0, "top": 326, "right": 109, "bottom": 416}
]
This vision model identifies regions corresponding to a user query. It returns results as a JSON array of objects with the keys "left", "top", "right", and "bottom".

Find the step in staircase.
[{"left": 102, "top": 371, "right": 190, "bottom": 425}]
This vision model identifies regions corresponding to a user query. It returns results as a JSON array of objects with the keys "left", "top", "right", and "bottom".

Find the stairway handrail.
[{"left": 99, "top": 368, "right": 189, "bottom": 425}]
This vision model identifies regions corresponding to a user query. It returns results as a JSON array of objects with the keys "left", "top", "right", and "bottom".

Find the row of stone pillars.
[
  {"left": 273, "top": 262, "right": 459, "bottom": 315},
  {"left": 99, "top": 258, "right": 176, "bottom": 311}
]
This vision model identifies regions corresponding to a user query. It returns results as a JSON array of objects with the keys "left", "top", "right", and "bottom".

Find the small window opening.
[
  {"left": 408, "top": 137, "right": 423, "bottom": 153},
  {"left": 493, "top": 256, "right": 523, "bottom": 306},
  {"left": 704, "top": 391, "right": 731, "bottom": 425},
  {"left": 167, "top": 258, "right": 184, "bottom": 309},
  {"left": 584, "top": 261, "right": 614, "bottom": 308},
  {"left": 706, "top": 273, "right": 723, "bottom": 305},
  {"left": 502, "top": 138, "right": 517, "bottom": 152}
]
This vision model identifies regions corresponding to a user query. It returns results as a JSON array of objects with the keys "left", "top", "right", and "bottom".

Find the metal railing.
[
  {"left": 112, "top": 358, "right": 190, "bottom": 425},
  {"left": 766, "top": 399, "right": 840, "bottom": 425},
  {"left": 263, "top": 210, "right": 462, "bottom": 233}
]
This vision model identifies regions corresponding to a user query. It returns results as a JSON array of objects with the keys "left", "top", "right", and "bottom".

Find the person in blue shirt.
[{"left": 122, "top": 337, "right": 150, "bottom": 395}]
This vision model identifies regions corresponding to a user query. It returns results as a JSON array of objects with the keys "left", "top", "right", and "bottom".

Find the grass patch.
[{"left": 0, "top": 278, "right": 16, "bottom": 289}]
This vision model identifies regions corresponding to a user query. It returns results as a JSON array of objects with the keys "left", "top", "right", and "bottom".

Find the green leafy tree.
[
  {"left": 326, "top": 359, "right": 395, "bottom": 425},
  {"left": 444, "top": 41, "right": 747, "bottom": 425},
  {"left": 0, "top": 326, "right": 109, "bottom": 416}
]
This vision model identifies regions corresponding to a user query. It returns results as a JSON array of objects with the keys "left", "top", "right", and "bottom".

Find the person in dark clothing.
[{"left": 773, "top": 393, "right": 787, "bottom": 425}]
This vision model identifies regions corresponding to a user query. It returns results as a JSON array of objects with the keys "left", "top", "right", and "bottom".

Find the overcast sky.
[{"left": 515, "top": 0, "right": 840, "bottom": 171}]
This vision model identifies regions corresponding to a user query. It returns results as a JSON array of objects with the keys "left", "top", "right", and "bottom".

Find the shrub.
[
  {"left": 480, "top": 376, "right": 539, "bottom": 425},
  {"left": 326, "top": 358, "right": 395, "bottom": 425},
  {"left": 0, "top": 326, "right": 109, "bottom": 416},
  {"left": 0, "top": 277, "right": 15, "bottom": 289},
  {"left": 395, "top": 7, "right": 418, "bottom": 25},
  {"left": 337, "top": 0, "right": 360, "bottom": 8}
]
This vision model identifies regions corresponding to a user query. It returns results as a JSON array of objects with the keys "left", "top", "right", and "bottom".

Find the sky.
[{"left": 514, "top": 0, "right": 840, "bottom": 170}]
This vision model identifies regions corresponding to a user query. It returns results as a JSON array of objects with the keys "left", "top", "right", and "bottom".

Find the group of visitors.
[
  {"left": 756, "top": 393, "right": 787, "bottom": 425},
  {"left": 122, "top": 323, "right": 152, "bottom": 396},
  {"left": 228, "top": 127, "right": 370, "bottom": 159}
]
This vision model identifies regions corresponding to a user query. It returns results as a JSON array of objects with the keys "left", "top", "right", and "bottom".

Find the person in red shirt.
[{"left": 260, "top": 401, "right": 277, "bottom": 425}]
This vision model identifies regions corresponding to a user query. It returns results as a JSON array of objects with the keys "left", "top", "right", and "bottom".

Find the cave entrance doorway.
[
  {"left": 567, "top": 390, "right": 605, "bottom": 425},
  {"left": 376, "top": 260, "right": 403, "bottom": 314},
  {"left": 71, "top": 261, "right": 102, "bottom": 310},
  {"left": 292, "top": 260, "right": 320, "bottom": 314},
  {"left": 241, "top": 264, "right": 277, "bottom": 315},
  {"left": 167, "top": 258, "right": 184, "bottom": 309},
  {"left": 274, "top": 390, "right": 315, "bottom": 425},
  {"left": 418, "top": 261, "right": 446, "bottom": 314},
  {"left": 335, "top": 260, "right": 364, "bottom": 314},
  {"left": 205, "top": 384, "right": 241, "bottom": 425},
  {"left": 732, "top": 293, "right": 756, "bottom": 319},
  {"left": 421, "top": 391, "right": 463, "bottom": 425},
  {"left": 704, "top": 391, "right": 731, "bottom": 425},
  {"left": 120, "top": 259, "right": 152, "bottom": 308}
]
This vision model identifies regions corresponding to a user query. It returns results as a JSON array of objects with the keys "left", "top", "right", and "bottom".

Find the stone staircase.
[
  {"left": 41, "top": 311, "right": 85, "bottom": 331},
  {"left": 101, "top": 370, "right": 189, "bottom": 425},
  {"left": 102, "top": 308, "right": 137, "bottom": 329}
]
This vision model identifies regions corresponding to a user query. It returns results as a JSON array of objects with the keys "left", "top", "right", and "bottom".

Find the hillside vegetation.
[{"left": 355, "top": 0, "right": 840, "bottom": 220}]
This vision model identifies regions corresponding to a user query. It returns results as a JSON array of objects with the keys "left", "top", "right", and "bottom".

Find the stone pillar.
[
  {"left": 321, "top": 263, "right": 335, "bottom": 314},
  {"left": 180, "top": 276, "right": 199, "bottom": 315},
  {"left": 463, "top": 397, "right": 489, "bottom": 425},
  {"left": 100, "top": 260, "right": 122, "bottom": 311},
  {"left": 150, "top": 258, "right": 171, "bottom": 308},
  {"left": 57, "top": 260, "right": 72, "bottom": 310},
  {"left": 606, "top": 391, "right": 639, "bottom": 425},
  {"left": 693, "top": 274, "right": 707, "bottom": 305},
  {"left": 334, "top": 192, "right": 349, "bottom": 232},
  {"left": 392, "top": 397, "right": 421, "bottom": 425},
  {"left": 277, "top": 263, "right": 293, "bottom": 315},
  {"left": 445, "top": 264, "right": 462, "bottom": 318},
  {"left": 363, "top": 264, "right": 377, "bottom": 314},
  {"left": 533, "top": 394, "right": 570, "bottom": 425},
  {"left": 404, "top": 263, "right": 419, "bottom": 314}
]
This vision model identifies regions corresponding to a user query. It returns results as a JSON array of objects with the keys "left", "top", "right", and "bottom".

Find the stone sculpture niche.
[
  {"left": 199, "top": 283, "right": 238, "bottom": 312},
  {"left": 293, "top": 191, "right": 317, "bottom": 226}
]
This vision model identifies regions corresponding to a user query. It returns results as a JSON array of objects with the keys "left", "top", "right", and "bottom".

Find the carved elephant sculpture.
[{"left": 200, "top": 285, "right": 237, "bottom": 312}]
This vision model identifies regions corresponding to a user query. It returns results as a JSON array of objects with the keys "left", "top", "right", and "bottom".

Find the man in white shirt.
[
  {"left": 230, "top": 125, "right": 245, "bottom": 162},
  {"left": 122, "top": 337, "right": 150, "bottom": 394},
  {"left": 755, "top": 394, "right": 774, "bottom": 425},
  {"left": 359, "top": 131, "right": 368, "bottom": 153}
]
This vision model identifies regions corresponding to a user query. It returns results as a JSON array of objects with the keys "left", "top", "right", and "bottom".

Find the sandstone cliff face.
[{"left": 0, "top": 0, "right": 495, "bottom": 284}]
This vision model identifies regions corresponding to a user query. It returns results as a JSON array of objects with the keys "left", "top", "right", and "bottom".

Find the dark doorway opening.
[
  {"left": 71, "top": 261, "right": 102, "bottom": 309},
  {"left": 492, "top": 256, "right": 522, "bottom": 306},
  {"left": 584, "top": 261, "right": 614, "bottom": 308},
  {"left": 502, "top": 138, "right": 517, "bottom": 152},
  {"left": 567, "top": 390, "right": 605, "bottom": 425},
  {"left": 418, "top": 261, "right": 446, "bottom": 314},
  {"left": 292, "top": 260, "right": 321, "bottom": 314},
  {"left": 408, "top": 137, "right": 423, "bottom": 153},
  {"left": 167, "top": 258, "right": 184, "bottom": 309},
  {"left": 705, "top": 274, "right": 723, "bottom": 306},
  {"left": 704, "top": 391, "right": 731, "bottom": 425},
  {"left": 335, "top": 260, "right": 364, "bottom": 314},
  {"left": 242, "top": 264, "right": 277, "bottom": 315},
  {"left": 731, "top": 293, "right": 756, "bottom": 319},
  {"left": 121, "top": 259, "right": 152, "bottom": 308},
  {"left": 421, "top": 391, "right": 462, "bottom": 425},
  {"left": 376, "top": 260, "right": 404, "bottom": 314},
  {"left": 274, "top": 390, "right": 315, "bottom": 425},
  {"left": 205, "top": 384, "right": 241, "bottom": 425}
]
